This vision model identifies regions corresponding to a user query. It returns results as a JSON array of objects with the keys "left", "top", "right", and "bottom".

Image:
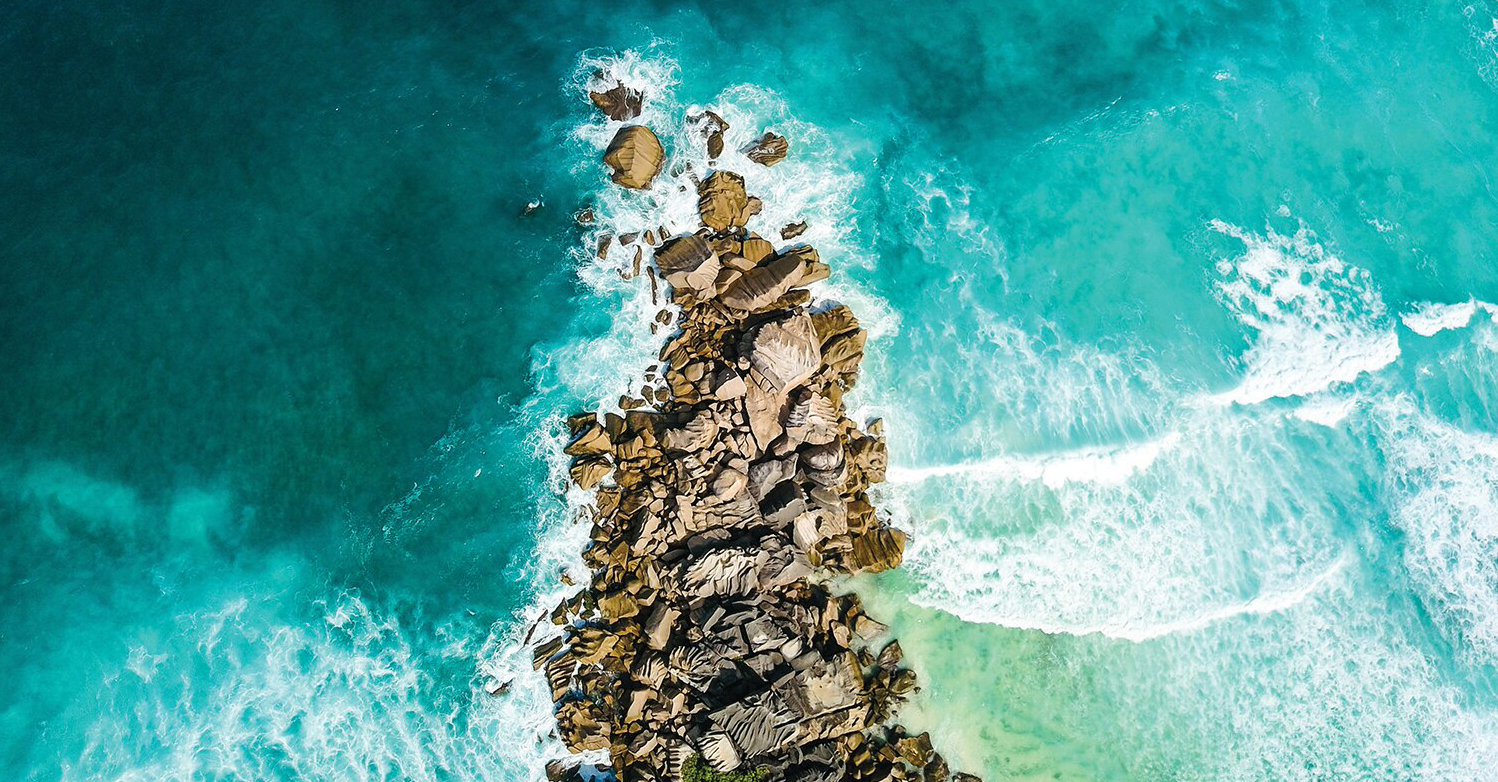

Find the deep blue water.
[{"left": 5, "top": 1, "right": 1498, "bottom": 780}]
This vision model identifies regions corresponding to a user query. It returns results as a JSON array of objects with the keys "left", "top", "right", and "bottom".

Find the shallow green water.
[{"left": 4, "top": 0, "right": 1498, "bottom": 780}]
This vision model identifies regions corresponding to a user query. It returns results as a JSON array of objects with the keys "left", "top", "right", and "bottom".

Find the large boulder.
[
  {"left": 747, "top": 314, "right": 821, "bottom": 392},
  {"left": 718, "top": 254, "right": 806, "bottom": 312},
  {"left": 847, "top": 527, "right": 906, "bottom": 573},
  {"left": 655, "top": 235, "right": 721, "bottom": 294},
  {"left": 569, "top": 456, "right": 612, "bottom": 489},
  {"left": 698, "top": 171, "right": 753, "bottom": 231},
  {"left": 604, "top": 126, "right": 665, "bottom": 189}
]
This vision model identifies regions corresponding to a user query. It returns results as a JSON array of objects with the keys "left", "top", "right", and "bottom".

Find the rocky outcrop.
[
  {"left": 744, "top": 132, "right": 789, "bottom": 166},
  {"left": 590, "top": 79, "right": 644, "bottom": 121},
  {"left": 541, "top": 92, "right": 981, "bottom": 782},
  {"left": 605, "top": 126, "right": 666, "bottom": 189}
]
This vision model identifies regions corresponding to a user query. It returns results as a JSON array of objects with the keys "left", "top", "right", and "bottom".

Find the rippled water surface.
[{"left": 4, "top": 1, "right": 1498, "bottom": 780}]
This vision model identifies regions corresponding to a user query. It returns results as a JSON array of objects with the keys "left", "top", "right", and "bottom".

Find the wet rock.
[
  {"left": 569, "top": 456, "right": 612, "bottom": 489},
  {"left": 589, "top": 81, "right": 643, "bottom": 121},
  {"left": 744, "top": 131, "right": 789, "bottom": 166},
  {"left": 604, "top": 126, "right": 665, "bottom": 189},
  {"left": 565, "top": 421, "right": 612, "bottom": 456},
  {"left": 781, "top": 220, "right": 808, "bottom": 240},
  {"left": 847, "top": 527, "right": 907, "bottom": 573}
]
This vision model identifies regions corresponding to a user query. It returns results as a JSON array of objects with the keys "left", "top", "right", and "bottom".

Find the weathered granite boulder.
[
  {"left": 748, "top": 314, "right": 821, "bottom": 392},
  {"left": 569, "top": 455, "right": 611, "bottom": 490},
  {"left": 698, "top": 171, "right": 753, "bottom": 231},
  {"left": 655, "top": 235, "right": 721, "bottom": 294},
  {"left": 744, "top": 131, "right": 790, "bottom": 166},
  {"left": 604, "top": 125, "right": 665, "bottom": 189},
  {"left": 718, "top": 254, "right": 806, "bottom": 312}
]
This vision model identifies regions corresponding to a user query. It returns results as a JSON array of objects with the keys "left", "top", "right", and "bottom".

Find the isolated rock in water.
[
  {"left": 693, "top": 109, "right": 730, "bottom": 159},
  {"left": 781, "top": 220, "right": 808, "bottom": 240},
  {"left": 655, "top": 235, "right": 721, "bottom": 294},
  {"left": 698, "top": 171, "right": 752, "bottom": 231},
  {"left": 604, "top": 126, "right": 665, "bottom": 189},
  {"left": 744, "top": 132, "right": 789, "bottom": 166},
  {"left": 589, "top": 81, "right": 643, "bottom": 121}
]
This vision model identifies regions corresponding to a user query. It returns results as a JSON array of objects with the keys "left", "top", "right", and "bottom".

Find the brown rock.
[
  {"left": 847, "top": 527, "right": 906, "bottom": 573},
  {"left": 740, "top": 237, "right": 776, "bottom": 264},
  {"left": 811, "top": 304, "right": 860, "bottom": 344},
  {"left": 698, "top": 171, "right": 752, "bottom": 231},
  {"left": 744, "top": 131, "right": 789, "bottom": 166},
  {"left": 565, "top": 422, "right": 612, "bottom": 456},
  {"left": 598, "top": 589, "right": 641, "bottom": 621},
  {"left": 709, "top": 369, "right": 747, "bottom": 400},
  {"left": 781, "top": 221, "right": 808, "bottom": 240},
  {"left": 569, "top": 456, "right": 612, "bottom": 489},
  {"left": 895, "top": 733, "right": 934, "bottom": 766},
  {"left": 589, "top": 81, "right": 643, "bottom": 121},
  {"left": 748, "top": 314, "right": 822, "bottom": 392},
  {"left": 604, "top": 126, "right": 665, "bottom": 190},
  {"left": 718, "top": 255, "right": 806, "bottom": 312},
  {"left": 655, "top": 235, "right": 722, "bottom": 294}
]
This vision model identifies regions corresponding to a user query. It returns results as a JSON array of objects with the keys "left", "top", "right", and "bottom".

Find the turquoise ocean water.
[{"left": 5, "top": 1, "right": 1498, "bottom": 779}]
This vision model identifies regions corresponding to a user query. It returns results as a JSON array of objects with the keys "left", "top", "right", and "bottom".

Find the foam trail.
[
  {"left": 951, "top": 551, "right": 1352, "bottom": 642},
  {"left": 889, "top": 433, "right": 1181, "bottom": 489},
  {"left": 1400, "top": 299, "right": 1498, "bottom": 336},
  {"left": 1377, "top": 397, "right": 1498, "bottom": 664},
  {"left": 1207, "top": 218, "right": 1399, "bottom": 406},
  {"left": 1291, "top": 394, "right": 1358, "bottom": 427}
]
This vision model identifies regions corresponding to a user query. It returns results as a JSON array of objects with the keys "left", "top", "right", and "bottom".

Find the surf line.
[
  {"left": 943, "top": 551, "right": 1353, "bottom": 643},
  {"left": 887, "top": 433, "right": 1182, "bottom": 489}
]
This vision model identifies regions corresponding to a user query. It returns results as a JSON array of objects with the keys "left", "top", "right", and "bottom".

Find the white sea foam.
[
  {"left": 1375, "top": 397, "right": 1498, "bottom": 665},
  {"left": 62, "top": 588, "right": 549, "bottom": 782},
  {"left": 888, "top": 433, "right": 1180, "bottom": 490},
  {"left": 895, "top": 400, "right": 1353, "bottom": 643},
  {"left": 903, "top": 168, "right": 1009, "bottom": 287},
  {"left": 1400, "top": 299, "right": 1498, "bottom": 336},
  {"left": 1290, "top": 394, "right": 1358, "bottom": 427},
  {"left": 1207, "top": 219, "right": 1399, "bottom": 405},
  {"left": 966, "top": 550, "right": 1350, "bottom": 642}
]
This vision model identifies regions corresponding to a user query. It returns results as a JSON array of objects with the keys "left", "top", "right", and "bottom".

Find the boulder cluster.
[{"left": 542, "top": 80, "right": 979, "bottom": 782}]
